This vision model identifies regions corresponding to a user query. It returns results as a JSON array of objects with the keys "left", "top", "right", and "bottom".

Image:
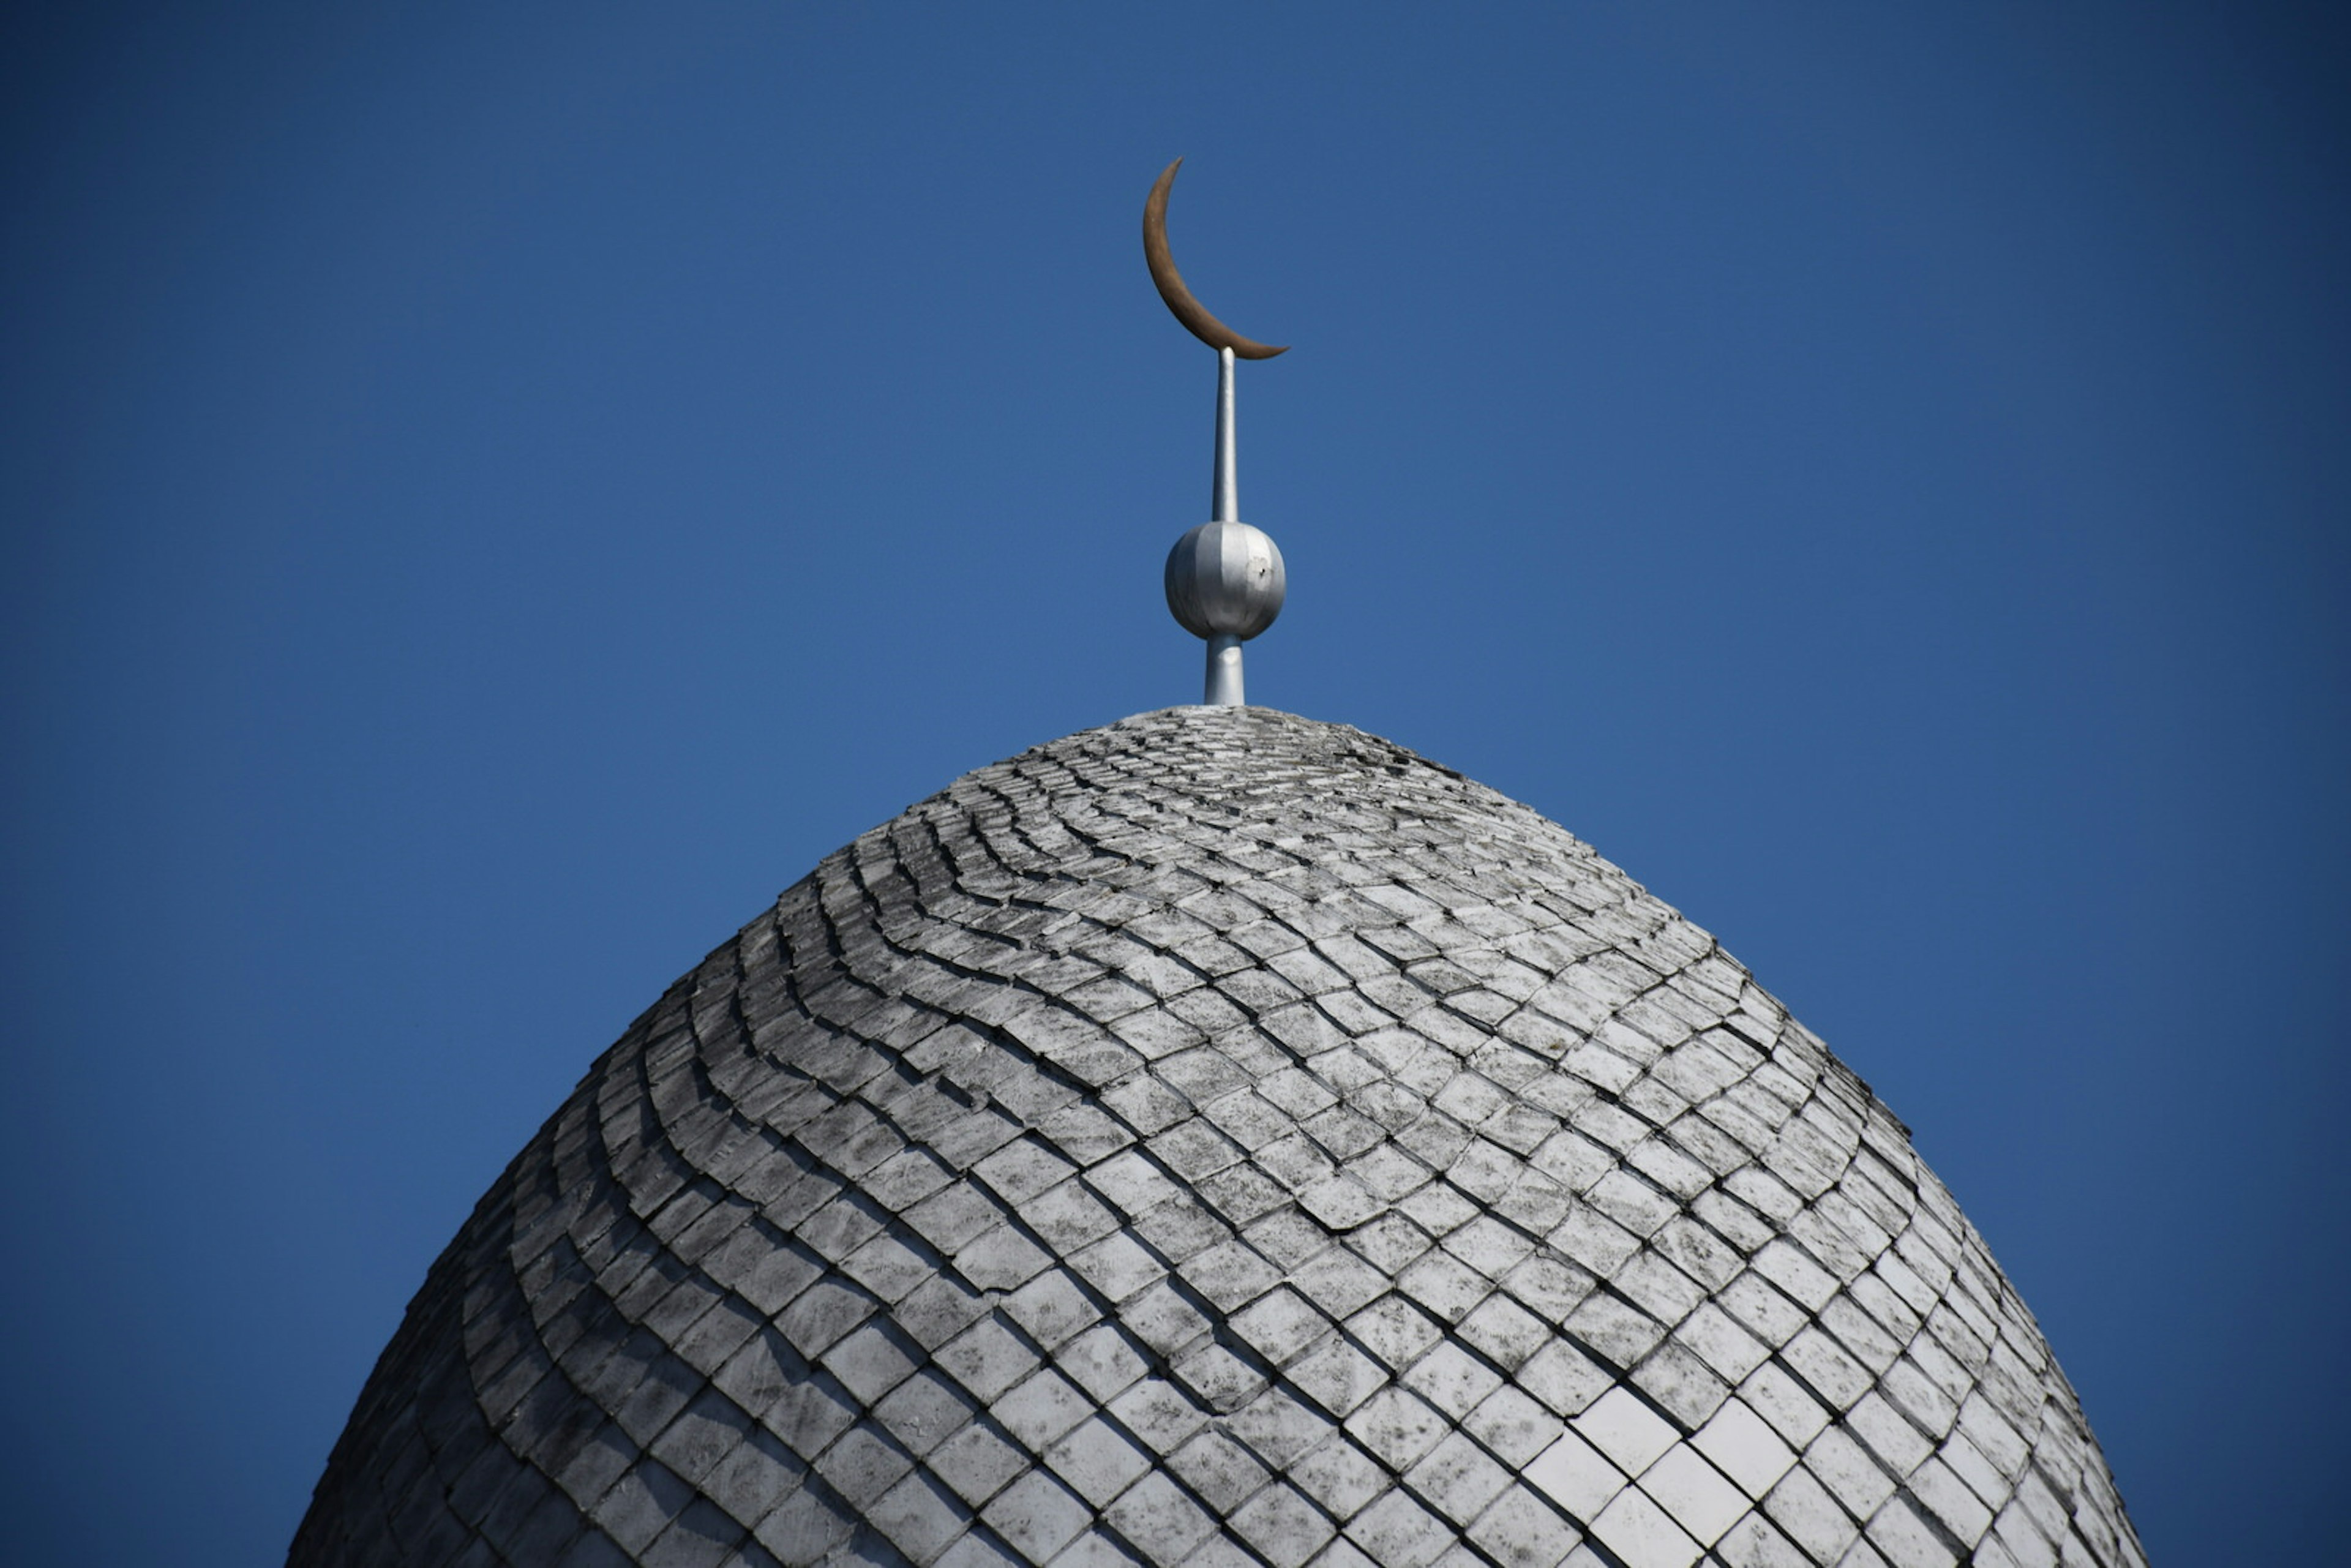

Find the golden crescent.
[{"left": 1143, "top": 158, "right": 1289, "bottom": 360}]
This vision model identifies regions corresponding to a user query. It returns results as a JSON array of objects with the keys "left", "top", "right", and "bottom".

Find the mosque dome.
[{"left": 291, "top": 706, "right": 2141, "bottom": 1568}]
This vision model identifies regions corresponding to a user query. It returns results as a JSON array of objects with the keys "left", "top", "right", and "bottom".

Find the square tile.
[
  {"left": 1168, "top": 1430, "right": 1271, "bottom": 1516},
  {"left": 1044, "top": 1416, "right": 1153, "bottom": 1506},
  {"left": 980, "top": 1470, "right": 1092, "bottom": 1563},
  {"left": 1466, "top": 1485, "right": 1580, "bottom": 1568},
  {"left": 1344, "top": 1490, "right": 1452, "bottom": 1568},
  {"left": 1229, "top": 1482, "right": 1338, "bottom": 1568},
  {"left": 1689, "top": 1398, "right": 1796, "bottom": 1499},
  {"left": 1055, "top": 1325, "right": 1149, "bottom": 1404},
  {"left": 1102, "top": 1471, "right": 1216, "bottom": 1567},
  {"left": 1406, "top": 1432, "right": 1512, "bottom": 1526},
  {"left": 1289, "top": 1437, "right": 1387, "bottom": 1521},
  {"left": 1635, "top": 1446, "right": 1746, "bottom": 1545},
  {"left": 1005, "top": 1269, "right": 1099, "bottom": 1352},
  {"left": 1106, "top": 1377, "right": 1209, "bottom": 1457},
  {"left": 994, "top": 1368, "right": 1092, "bottom": 1454},
  {"left": 1523, "top": 1430, "right": 1627, "bottom": 1520},
  {"left": 1344, "top": 1386, "right": 1449, "bottom": 1471},
  {"left": 1514, "top": 1339, "right": 1613, "bottom": 1418},
  {"left": 1462, "top": 1386, "right": 1565, "bottom": 1468},
  {"left": 1589, "top": 1485, "right": 1703, "bottom": 1568},
  {"left": 934, "top": 1316, "right": 1042, "bottom": 1404},
  {"left": 1570, "top": 1388, "right": 1678, "bottom": 1475}
]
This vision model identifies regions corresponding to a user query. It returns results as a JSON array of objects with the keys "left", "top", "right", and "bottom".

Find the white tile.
[
  {"left": 1801, "top": 1425, "right": 1895, "bottom": 1519},
  {"left": 1992, "top": 1502, "right": 2060, "bottom": 1568},
  {"left": 1971, "top": 1535, "right": 2025, "bottom": 1568},
  {"left": 1591, "top": 1487, "right": 1704, "bottom": 1568},
  {"left": 1691, "top": 1398, "right": 1796, "bottom": 1498},
  {"left": 1637, "top": 1446, "right": 1749, "bottom": 1545},
  {"left": 1833, "top": 1536, "right": 1891, "bottom": 1568},
  {"left": 1907, "top": 1455, "right": 1992, "bottom": 1546},
  {"left": 1738, "top": 1364, "right": 1831, "bottom": 1447},
  {"left": 1714, "top": 1512, "right": 1810, "bottom": 1568},
  {"left": 1523, "top": 1429, "right": 1628, "bottom": 1520},
  {"left": 1570, "top": 1386, "right": 1679, "bottom": 1474},
  {"left": 1865, "top": 1496, "right": 1957, "bottom": 1568}
]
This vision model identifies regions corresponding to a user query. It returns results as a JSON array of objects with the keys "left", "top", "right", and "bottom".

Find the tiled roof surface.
[{"left": 292, "top": 707, "right": 2142, "bottom": 1568}]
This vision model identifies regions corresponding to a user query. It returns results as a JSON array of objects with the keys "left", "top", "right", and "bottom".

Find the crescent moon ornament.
[{"left": 1144, "top": 158, "right": 1289, "bottom": 359}]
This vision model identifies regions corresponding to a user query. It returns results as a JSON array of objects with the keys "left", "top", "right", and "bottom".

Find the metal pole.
[
  {"left": 1204, "top": 347, "right": 1245, "bottom": 704},
  {"left": 1204, "top": 633, "right": 1244, "bottom": 706},
  {"left": 1212, "top": 347, "right": 1237, "bottom": 523}
]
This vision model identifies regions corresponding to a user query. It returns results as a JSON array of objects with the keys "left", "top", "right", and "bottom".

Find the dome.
[{"left": 291, "top": 707, "right": 2142, "bottom": 1568}]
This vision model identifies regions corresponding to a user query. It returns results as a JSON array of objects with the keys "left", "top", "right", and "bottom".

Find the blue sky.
[{"left": 3, "top": 4, "right": 2344, "bottom": 1562}]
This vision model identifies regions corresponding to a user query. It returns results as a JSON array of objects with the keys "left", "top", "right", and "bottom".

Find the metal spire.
[{"left": 1147, "top": 160, "right": 1288, "bottom": 707}]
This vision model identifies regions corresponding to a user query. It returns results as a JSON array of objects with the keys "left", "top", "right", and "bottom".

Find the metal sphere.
[{"left": 1164, "top": 520, "right": 1286, "bottom": 641}]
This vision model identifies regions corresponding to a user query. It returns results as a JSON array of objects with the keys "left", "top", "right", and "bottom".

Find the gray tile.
[
  {"left": 872, "top": 1368, "right": 978, "bottom": 1459},
  {"left": 1401, "top": 1341, "right": 1504, "bottom": 1421},
  {"left": 1459, "top": 1294, "right": 1552, "bottom": 1373},
  {"left": 1465, "top": 1485, "right": 1578, "bottom": 1568},
  {"left": 1168, "top": 1430, "right": 1272, "bottom": 1517},
  {"left": 821, "top": 1319, "right": 921, "bottom": 1406},
  {"left": 1228, "top": 1387, "right": 1330, "bottom": 1469},
  {"left": 1068, "top": 1233, "right": 1166, "bottom": 1305},
  {"left": 1177, "top": 1240, "right": 1281, "bottom": 1314},
  {"left": 1344, "top": 1490, "right": 1452, "bottom": 1568},
  {"left": 1101, "top": 1472, "right": 1216, "bottom": 1567},
  {"left": 1344, "top": 1386, "right": 1449, "bottom": 1472},
  {"left": 1405, "top": 1432, "right": 1512, "bottom": 1526},
  {"left": 935, "top": 1316, "right": 1042, "bottom": 1404},
  {"left": 994, "top": 1368, "right": 1093, "bottom": 1455},
  {"left": 981, "top": 1470, "right": 1093, "bottom": 1564},
  {"left": 1396, "top": 1250, "right": 1493, "bottom": 1326},
  {"left": 1288, "top": 1338, "right": 1388, "bottom": 1419},
  {"left": 1005, "top": 1270, "right": 1098, "bottom": 1352},
  {"left": 1462, "top": 1386, "right": 1564, "bottom": 1468},
  {"left": 931, "top": 1420, "right": 1033, "bottom": 1508},
  {"left": 1044, "top": 1416, "right": 1153, "bottom": 1506},
  {"left": 1106, "top": 1378, "right": 1210, "bottom": 1457},
  {"left": 1289, "top": 1438, "right": 1389, "bottom": 1522},
  {"left": 1227, "top": 1288, "right": 1330, "bottom": 1366},
  {"left": 868, "top": 1469, "right": 971, "bottom": 1563},
  {"left": 1762, "top": 1463, "right": 1859, "bottom": 1564},
  {"left": 1171, "top": 1339, "right": 1269, "bottom": 1414},
  {"left": 1054, "top": 1325, "right": 1149, "bottom": 1405},
  {"left": 956, "top": 1223, "right": 1056, "bottom": 1293},
  {"left": 814, "top": 1426, "right": 913, "bottom": 1512},
  {"left": 1120, "top": 1281, "right": 1210, "bottom": 1357}
]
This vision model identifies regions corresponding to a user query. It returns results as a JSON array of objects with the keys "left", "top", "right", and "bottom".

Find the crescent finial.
[{"left": 1143, "top": 159, "right": 1289, "bottom": 360}]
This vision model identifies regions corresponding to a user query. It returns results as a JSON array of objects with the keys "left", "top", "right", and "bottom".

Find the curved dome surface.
[{"left": 293, "top": 708, "right": 2142, "bottom": 1568}]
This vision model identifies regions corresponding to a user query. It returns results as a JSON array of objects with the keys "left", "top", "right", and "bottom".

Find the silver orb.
[{"left": 1164, "top": 520, "right": 1286, "bottom": 642}]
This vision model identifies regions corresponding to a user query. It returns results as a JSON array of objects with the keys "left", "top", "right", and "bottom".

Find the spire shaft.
[
  {"left": 1212, "top": 347, "right": 1237, "bottom": 522},
  {"left": 1204, "top": 634, "right": 1243, "bottom": 705}
]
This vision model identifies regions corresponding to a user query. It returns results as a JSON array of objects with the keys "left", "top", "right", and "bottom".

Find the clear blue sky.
[{"left": 4, "top": 4, "right": 2342, "bottom": 1562}]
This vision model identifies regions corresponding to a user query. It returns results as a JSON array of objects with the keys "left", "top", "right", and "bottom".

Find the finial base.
[{"left": 1204, "top": 636, "right": 1244, "bottom": 706}]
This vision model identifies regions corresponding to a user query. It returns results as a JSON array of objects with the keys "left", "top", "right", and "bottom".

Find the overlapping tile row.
[{"left": 293, "top": 707, "right": 2142, "bottom": 1568}]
